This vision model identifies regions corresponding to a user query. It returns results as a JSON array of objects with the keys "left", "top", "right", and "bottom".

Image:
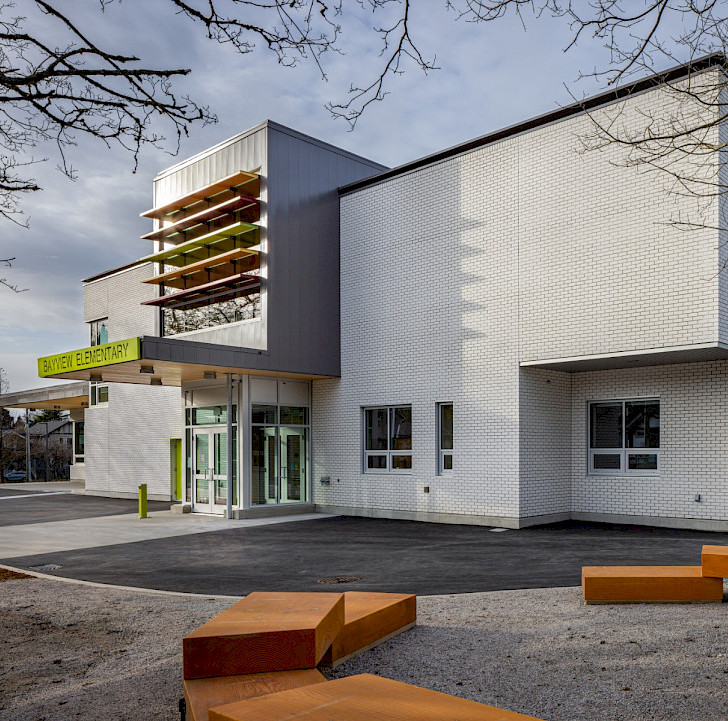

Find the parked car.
[{"left": 4, "top": 470, "right": 27, "bottom": 481}]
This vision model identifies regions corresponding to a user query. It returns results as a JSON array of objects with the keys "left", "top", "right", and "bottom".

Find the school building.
[{"left": 3, "top": 55, "right": 728, "bottom": 531}]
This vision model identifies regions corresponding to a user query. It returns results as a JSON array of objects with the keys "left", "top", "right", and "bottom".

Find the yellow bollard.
[{"left": 138, "top": 483, "right": 148, "bottom": 519}]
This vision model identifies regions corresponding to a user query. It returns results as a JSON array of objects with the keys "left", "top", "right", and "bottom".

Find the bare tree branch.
[{"left": 0, "top": 257, "right": 27, "bottom": 291}]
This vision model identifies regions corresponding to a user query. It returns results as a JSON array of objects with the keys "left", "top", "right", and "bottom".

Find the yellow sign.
[{"left": 37, "top": 337, "right": 142, "bottom": 377}]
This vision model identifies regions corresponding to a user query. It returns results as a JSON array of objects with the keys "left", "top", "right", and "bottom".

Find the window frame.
[
  {"left": 588, "top": 398, "right": 660, "bottom": 476},
  {"left": 89, "top": 381, "right": 109, "bottom": 407},
  {"left": 362, "top": 405, "right": 412, "bottom": 474},
  {"left": 437, "top": 402, "right": 453, "bottom": 475},
  {"left": 89, "top": 317, "right": 109, "bottom": 347}
]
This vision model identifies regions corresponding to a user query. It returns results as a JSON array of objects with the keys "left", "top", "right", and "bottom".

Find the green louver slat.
[{"left": 139, "top": 221, "right": 259, "bottom": 267}]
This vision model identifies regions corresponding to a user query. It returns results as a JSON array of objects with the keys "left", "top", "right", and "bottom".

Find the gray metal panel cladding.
[
  {"left": 145, "top": 121, "right": 382, "bottom": 377},
  {"left": 265, "top": 125, "right": 385, "bottom": 377},
  {"left": 151, "top": 126, "right": 268, "bottom": 208}
]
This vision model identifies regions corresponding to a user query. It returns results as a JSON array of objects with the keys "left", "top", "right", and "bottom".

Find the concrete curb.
[{"left": 0, "top": 562, "right": 244, "bottom": 600}]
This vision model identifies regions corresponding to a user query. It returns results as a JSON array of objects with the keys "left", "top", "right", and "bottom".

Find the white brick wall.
[
  {"left": 572, "top": 362, "right": 728, "bottom": 523},
  {"left": 519, "top": 368, "right": 571, "bottom": 519},
  {"left": 84, "top": 383, "right": 182, "bottom": 499},
  {"left": 313, "top": 137, "right": 522, "bottom": 522},
  {"left": 519, "top": 79, "right": 721, "bottom": 361},
  {"left": 83, "top": 264, "right": 182, "bottom": 499},
  {"left": 83, "top": 263, "right": 158, "bottom": 336},
  {"left": 313, "top": 73, "right": 727, "bottom": 526}
]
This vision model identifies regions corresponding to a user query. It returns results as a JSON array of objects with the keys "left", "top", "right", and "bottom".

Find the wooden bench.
[
  {"left": 582, "top": 566, "right": 723, "bottom": 604},
  {"left": 208, "top": 673, "right": 545, "bottom": 721},
  {"left": 183, "top": 669, "right": 326, "bottom": 721},
  {"left": 320, "top": 591, "right": 416, "bottom": 667},
  {"left": 701, "top": 545, "right": 728, "bottom": 578},
  {"left": 183, "top": 592, "right": 344, "bottom": 679}
]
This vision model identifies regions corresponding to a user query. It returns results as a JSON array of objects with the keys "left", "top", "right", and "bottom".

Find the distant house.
[{"left": 1, "top": 418, "right": 73, "bottom": 480}]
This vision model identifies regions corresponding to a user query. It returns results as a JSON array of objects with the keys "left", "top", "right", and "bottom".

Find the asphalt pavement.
[
  {"left": 2, "top": 490, "right": 727, "bottom": 595},
  {"left": 0, "top": 485, "right": 168, "bottom": 527}
]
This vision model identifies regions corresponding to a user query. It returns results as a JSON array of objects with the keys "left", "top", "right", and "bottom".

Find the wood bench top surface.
[
  {"left": 184, "top": 669, "right": 326, "bottom": 721},
  {"left": 209, "top": 673, "right": 544, "bottom": 721},
  {"left": 186, "top": 592, "right": 344, "bottom": 638},
  {"left": 583, "top": 566, "right": 705, "bottom": 578}
]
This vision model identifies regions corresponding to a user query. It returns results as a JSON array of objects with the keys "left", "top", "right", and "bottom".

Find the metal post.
[
  {"left": 226, "top": 373, "right": 233, "bottom": 520},
  {"left": 44, "top": 422, "right": 50, "bottom": 482},
  {"left": 138, "top": 483, "right": 148, "bottom": 519},
  {"left": 25, "top": 408, "right": 30, "bottom": 482}
]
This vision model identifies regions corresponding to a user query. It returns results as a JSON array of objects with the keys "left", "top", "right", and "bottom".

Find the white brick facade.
[
  {"left": 314, "top": 137, "right": 523, "bottom": 525},
  {"left": 313, "top": 72, "right": 728, "bottom": 530},
  {"left": 571, "top": 362, "right": 728, "bottom": 526},
  {"left": 84, "top": 264, "right": 182, "bottom": 500}
]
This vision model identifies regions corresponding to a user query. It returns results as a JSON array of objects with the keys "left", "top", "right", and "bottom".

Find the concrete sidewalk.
[{"left": 0, "top": 510, "right": 331, "bottom": 559}]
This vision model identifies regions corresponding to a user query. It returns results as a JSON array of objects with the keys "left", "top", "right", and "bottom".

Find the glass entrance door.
[
  {"left": 251, "top": 420, "right": 309, "bottom": 505},
  {"left": 192, "top": 429, "right": 230, "bottom": 514},
  {"left": 280, "top": 427, "right": 308, "bottom": 503}
]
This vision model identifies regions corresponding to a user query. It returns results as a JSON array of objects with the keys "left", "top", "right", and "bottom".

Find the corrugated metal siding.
[{"left": 152, "top": 128, "right": 267, "bottom": 208}]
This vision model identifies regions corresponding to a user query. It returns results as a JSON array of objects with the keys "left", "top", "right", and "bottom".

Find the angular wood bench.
[
  {"left": 701, "top": 545, "right": 728, "bottom": 578},
  {"left": 208, "top": 673, "right": 545, "bottom": 721},
  {"left": 320, "top": 591, "right": 416, "bottom": 667},
  {"left": 183, "top": 592, "right": 344, "bottom": 679},
  {"left": 183, "top": 669, "right": 326, "bottom": 721},
  {"left": 582, "top": 566, "right": 723, "bottom": 604}
]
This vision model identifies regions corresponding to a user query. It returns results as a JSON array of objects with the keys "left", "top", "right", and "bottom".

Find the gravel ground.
[{"left": 2, "top": 575, "right": 728, "bottom": 721}]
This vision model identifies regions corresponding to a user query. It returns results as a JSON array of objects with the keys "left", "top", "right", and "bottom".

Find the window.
[
  {"left": 185, "top": 406, "right": 237, "bottom": 426},
  {"left": 364, "top": 406, "right": 412, "bottom": 472},
  {"left": 89, "top": 318, "right": 108, "bottom": 346},
  {"left": 589, "top": 399, "right": 660, "bottom": 475},
  {"left": 90, "top": 382, "right": 109, "bottom": 406},
  {"left": 438, "top": 403, "right": 453, "bottom": 474},
  {"left": 74, "top": 421, "right": 84, "bottom": 463}
]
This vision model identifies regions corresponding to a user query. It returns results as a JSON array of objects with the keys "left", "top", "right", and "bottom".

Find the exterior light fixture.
[
  {"left": 140, "top": 366, "right": 155, "bottom": 374},
  {"left": 89, "top": 373, "right": 102, "bottom": 382},
  {"left": 150, "top": 377, "right": 163, "bottom": 386},
  {"left": 203, "top": 371, "right": 217, "bottom": 380}
]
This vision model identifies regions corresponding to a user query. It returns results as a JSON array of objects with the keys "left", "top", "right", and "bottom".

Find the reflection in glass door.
[
  {"left": 193, "top": 430, "right": 213, "bottom": 514},
  {"left": 251, "top": 404, "right": 309, "bottom": 504},
  {"left": 280, "top": 427, "right": 308, "bottom": 502},
  {"left": 193, "top": 429, "right": 235, "bottom": 514},
  {"left": 252, "top": 426, "right": 278, "bottom": 504}
]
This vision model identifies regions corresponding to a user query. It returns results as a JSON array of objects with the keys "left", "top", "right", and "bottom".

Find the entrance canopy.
[
  {"left": 0, "top": 381, "right": 89, "bottom": 410},
  {"left": 36, "top": 336, "right": 332, "bottom": 386}
]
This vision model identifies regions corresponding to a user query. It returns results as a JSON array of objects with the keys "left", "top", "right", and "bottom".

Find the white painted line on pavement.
[{"left": 0, "top": 491, "right": 70, "bottom": 500}]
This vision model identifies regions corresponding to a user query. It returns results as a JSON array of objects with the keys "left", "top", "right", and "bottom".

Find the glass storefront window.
[
  {"left": 252, "top": 404, "right": 277, "bottom": 424},
  {"left": 279, "top": 406, "right": 309, "bottom": 425},
  {"left": 186, "top": 405, "right": 237, "bottom": 426}
]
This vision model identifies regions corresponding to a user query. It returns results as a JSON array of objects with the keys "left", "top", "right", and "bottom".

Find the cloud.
[{"left": 0, "top": 1, "right": 688, "bottom": 393}]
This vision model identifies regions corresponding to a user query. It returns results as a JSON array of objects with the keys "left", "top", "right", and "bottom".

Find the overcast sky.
[{"left": 0, "top": 1, "right": 683, "bottom": 392}]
